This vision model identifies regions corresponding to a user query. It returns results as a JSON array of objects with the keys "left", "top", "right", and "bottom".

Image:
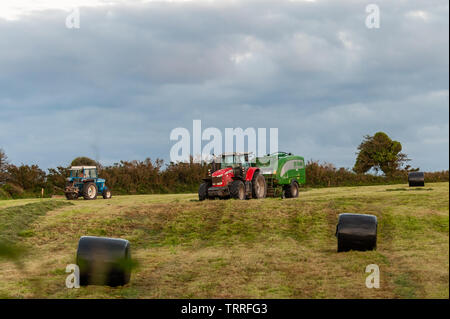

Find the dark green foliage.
[
  {"left": 100, "top": 158, "right": 164, "bottom": 194},
  {"left": 46, "top": 166, "right": 70, "bottom": 193},
  {"left": 101, "top": 158, "right": 209, "bottom": 194},
  {"left": 354, "top": 132, "right": 410, "bottom": 176},
  {"left": 161, "top": 160, "right": 209, "bottom": 193},
  {"left": 1, "top": 183, "right": 24, "bottom": 198},
  {"left": 0, "top": 160, "right": 46, "bottom": 198},
  {"left": 6, "top": 164, "right": 46, "bottom": 192},
  {"left": 71, "top": 157, "right": 99, "bottom": 167},
  {"left": 0, "top": 188, "right": 9, "bottom": 200},
  {"left": 305, "top": 160, "right": 448, "bottom": 187}
]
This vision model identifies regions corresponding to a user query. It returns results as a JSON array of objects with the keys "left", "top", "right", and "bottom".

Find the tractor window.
[
  {"left": 222, "top": 155, "right": 235, "bottom": 168},
  {"left": 84, "top": 169, "right": 97, "bottom": 178},
  {"left": 220, "top": 155, "right": 250, "bottom": 168},
  {"left": 236, "top": 155, "right": 250, "bottom": 168},
  {"left": 70, "top": 169, "right": 82, "bottom": 177}
]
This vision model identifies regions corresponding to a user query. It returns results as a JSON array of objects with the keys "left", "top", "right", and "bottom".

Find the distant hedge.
[
  {"left": 305, "top": 160, "right": 449, "bottom": 187},
  {"left": 0, "top": 157, "right": 448, "bottom": 199}
]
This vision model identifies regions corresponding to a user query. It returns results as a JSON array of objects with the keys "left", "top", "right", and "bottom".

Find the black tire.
[
  {"left": 102, "top": 188, "right": 112, "bottom": 199},
  {"left": 76, "top": 236, "right": 131, "bottom": 286},
  {"left": 230, "top": 180, "right": 245, "bottom": 200},
  {"left": 284, "top": 180, "right": 299, "bottom": 198},
  {"left": 252, "top": 172, "right": 267, "bottom": 199},
  {"left": 198, "top": 182, "right": 209, "bottom": 201},
  {"left": 83, "top": 182, "right": 98, "bottom": 200},
  {"left": 336, "top": 214, "right": 378, "bottom": 252}
]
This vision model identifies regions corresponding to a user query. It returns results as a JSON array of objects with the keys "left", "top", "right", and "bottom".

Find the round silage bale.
[
  {"left": 76, "top": 236, "right": 131, "bottom": 286},
  {"left": 408, "top": 172, "right": 425, "bottom": 187},
  {"left": 335, "top": 213, "right": 377, "bottom": 252}
]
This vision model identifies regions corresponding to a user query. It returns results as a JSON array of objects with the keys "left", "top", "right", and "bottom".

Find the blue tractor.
[{"left": 64, "top": 166, "right": 112, "bottom": 200}]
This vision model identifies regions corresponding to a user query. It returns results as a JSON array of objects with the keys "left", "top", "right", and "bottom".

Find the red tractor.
[{"left": 198, "top": 152, "right": 267, "bottom": 200}]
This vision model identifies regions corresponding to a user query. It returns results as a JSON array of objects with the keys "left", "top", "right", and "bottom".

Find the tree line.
[
  {"left": 1, "top": 132, "right": 448, "bottom": 199},
  {"left": 0, "top": 150, "right": 212, "bottom": 199}
]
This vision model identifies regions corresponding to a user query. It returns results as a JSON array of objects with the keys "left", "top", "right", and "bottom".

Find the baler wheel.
[{"left": 284, "top": 180, "right": 299, "bottom": 198}]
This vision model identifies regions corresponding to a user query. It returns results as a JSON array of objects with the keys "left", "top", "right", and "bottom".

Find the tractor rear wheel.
[
  {"left": 230, "top": 180, "right": 245, "bottom": 200},
  {"left": 284, "top": 180, "right": 299, "bottom": 198},
  {"left": 102, "top": 188, "right": 112, "bottom": 199},
  {"left": 252, "top": 172, "right": 267, "bottom": 199},
  {"left": 83, "top": 182, "right": 98, "bottom": 200},
  {"left": 198, "top": 182, "right": 209, "bottom": 201}
]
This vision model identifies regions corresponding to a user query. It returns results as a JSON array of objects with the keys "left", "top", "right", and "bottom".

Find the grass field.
[{"left": 0, "top": 183, "right": 448, "bottom": 299}]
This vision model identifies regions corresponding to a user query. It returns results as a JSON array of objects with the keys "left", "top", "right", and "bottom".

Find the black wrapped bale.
[
  {"left": 76, "top": 236, "right": 131, "bottom": 286},
  {"left": 335, "top": 214, "right": 377, "bottom": 252},
  {"left": 408, "top": 172, "right": 425, "bottom": 187}
]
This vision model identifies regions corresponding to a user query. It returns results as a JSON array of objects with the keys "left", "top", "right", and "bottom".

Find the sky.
[{"left": 0, "top": 0, "right": 448, "bottom": 171}]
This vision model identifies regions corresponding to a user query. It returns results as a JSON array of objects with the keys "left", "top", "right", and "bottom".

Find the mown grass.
[
  {"left": 0, "top": 200, "right": 73, "bottom": 270},
  {"left": 0, "top": 183, "right": 448, "bottom": 299},
  {"left": 0, "top": 200, "right": 73, "bottom": 244}
]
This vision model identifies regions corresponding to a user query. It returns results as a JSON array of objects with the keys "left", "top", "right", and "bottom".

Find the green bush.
[
  {"left": 0, "top": 187, "right": 11, "bottom": 200},
  {"left": 1, "top": 183, "right": 24, "bottom": 199}
]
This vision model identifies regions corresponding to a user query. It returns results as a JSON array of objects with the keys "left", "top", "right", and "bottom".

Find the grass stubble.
[{"left": 0, "top": 183, "right": 448, "bottom": 299}]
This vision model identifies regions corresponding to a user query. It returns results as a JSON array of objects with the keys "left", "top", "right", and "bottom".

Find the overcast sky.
[{"left": 0, "top": 0, "right": 448, "bottom": 171}]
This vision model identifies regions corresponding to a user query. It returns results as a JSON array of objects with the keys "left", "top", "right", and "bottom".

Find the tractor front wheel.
[
  {"left": 198, "top": 183, "right": 209, "bottom": 201},
  {"left": 83, "top": 182, "right": 98, "bottom": 200},
  {"left": 102, "top": 188, "right": 112, "bottom": 199},
  {"left": 230, "top": 180, "right": 245, "bottom": 200}
]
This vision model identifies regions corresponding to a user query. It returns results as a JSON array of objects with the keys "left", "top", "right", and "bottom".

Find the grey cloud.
[{"left": 0, "top": 0, "right": 448, "bottom": 171}]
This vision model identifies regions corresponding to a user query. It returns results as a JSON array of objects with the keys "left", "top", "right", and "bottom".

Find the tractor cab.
[
  {"left": 68, "top": 166, "right": 98, "bottom": 180},
  {"left": 218, "top": 152, "right": 253, "bottom": 169}
]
